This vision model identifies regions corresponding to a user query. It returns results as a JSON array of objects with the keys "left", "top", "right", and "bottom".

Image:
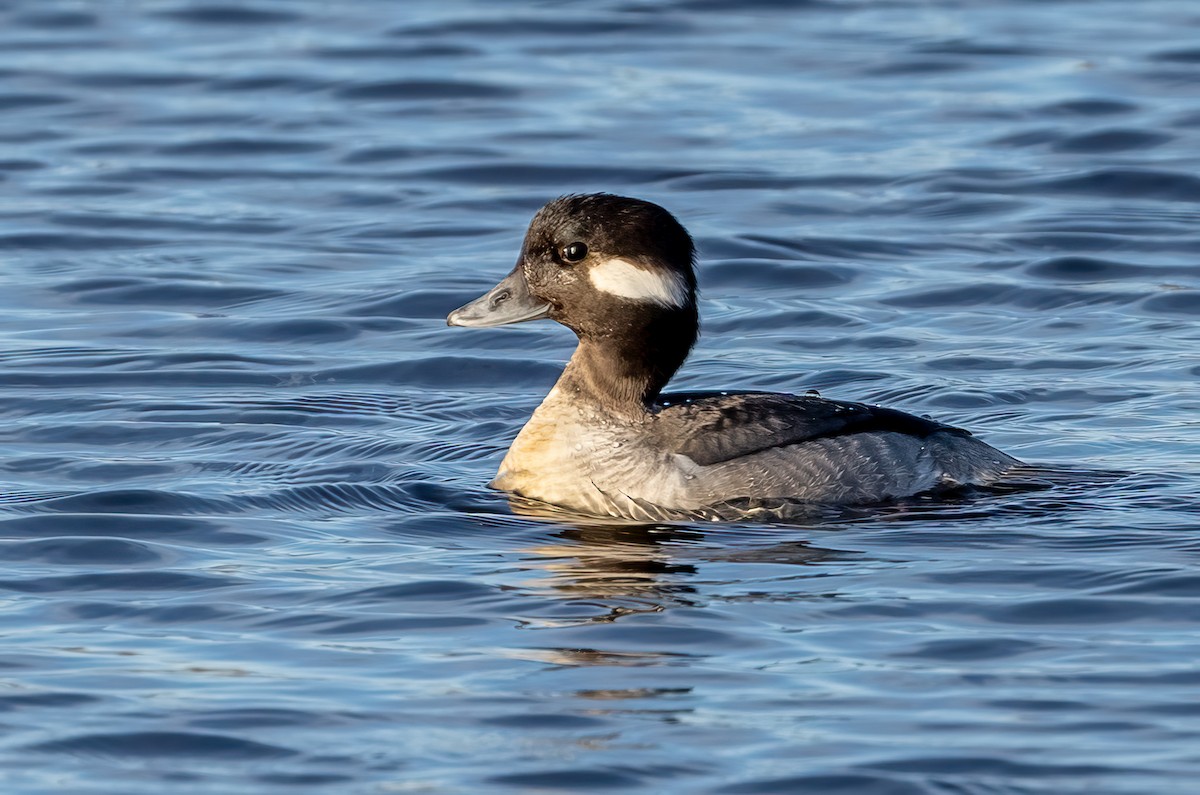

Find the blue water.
[{"left": 1, "top": 1, "right": 1199, "bottom": 792}]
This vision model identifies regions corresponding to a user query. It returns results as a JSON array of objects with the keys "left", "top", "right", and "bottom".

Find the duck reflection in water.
[
  {"left": 507, "top": 495, "right": 850, "bottom": 627},
  {"left": 500, "top": 477, "right": 1084, "bottom": 632}
]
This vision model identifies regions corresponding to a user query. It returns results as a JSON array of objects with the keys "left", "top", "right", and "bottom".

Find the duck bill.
[{"left": 446, "top": 265, "right": 552, "bottom": 328}]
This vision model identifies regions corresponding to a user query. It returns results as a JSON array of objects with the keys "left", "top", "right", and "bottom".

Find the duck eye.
[{"left": 561, "top": 242, "right": 588, "bottom": 264}]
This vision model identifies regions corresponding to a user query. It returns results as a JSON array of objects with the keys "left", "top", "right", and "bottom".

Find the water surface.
[{"left": 1, "top": 1, "right": 1199, "bottom": 793}]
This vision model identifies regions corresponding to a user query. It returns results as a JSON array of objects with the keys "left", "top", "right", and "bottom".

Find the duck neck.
[{"left": 558, "top": 308, "right": 697, "bottom": 415}]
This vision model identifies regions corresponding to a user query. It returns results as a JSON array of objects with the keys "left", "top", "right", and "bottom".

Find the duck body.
[
  {"left": 448, "top": 194, "right": 1020, "bottom": 521},
  {"left": 495, "top": 387, "right": 1016, "bottom": 520}
]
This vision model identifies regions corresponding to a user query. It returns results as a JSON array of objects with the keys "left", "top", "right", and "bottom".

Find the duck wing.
[{"left": 653, "top": 391, "right": 963, "bottom": 467}]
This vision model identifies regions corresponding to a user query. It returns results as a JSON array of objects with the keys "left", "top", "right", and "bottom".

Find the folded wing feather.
[{"left": 653, "top": 392, "right": 964, "bottom": 467}]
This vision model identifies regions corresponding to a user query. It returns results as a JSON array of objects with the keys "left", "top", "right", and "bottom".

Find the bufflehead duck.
[{"left": 448, "top": 194, "right": 1020, "bottom": 521}]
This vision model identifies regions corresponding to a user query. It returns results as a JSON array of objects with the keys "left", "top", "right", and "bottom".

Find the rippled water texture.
[{"left": 1, "top": 1, "right": 1198, "bottom": 793}]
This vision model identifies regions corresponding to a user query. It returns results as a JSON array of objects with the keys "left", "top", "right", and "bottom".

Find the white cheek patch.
[{"left": 588, "top": 258, "right": 690, "bottom": 309}]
